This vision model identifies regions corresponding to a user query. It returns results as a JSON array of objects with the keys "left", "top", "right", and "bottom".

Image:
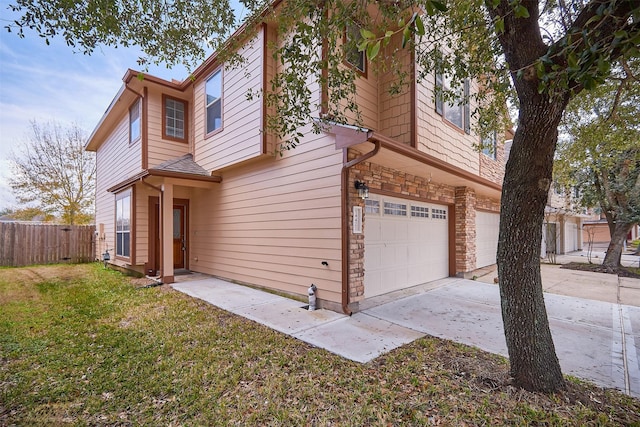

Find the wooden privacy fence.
[{"left": 0, "top": 222, "right": 96, "bottom": 267}]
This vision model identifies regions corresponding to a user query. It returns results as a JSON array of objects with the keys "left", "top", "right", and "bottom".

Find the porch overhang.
[{"left": 107, "top": 169, "right": 222, "bottom": 194}]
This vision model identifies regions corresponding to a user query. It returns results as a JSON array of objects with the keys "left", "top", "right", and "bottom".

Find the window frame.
[
  {"left": 205, "top": 68, "right": 223, "bottom": 136},
  {"left": 343, "top": 22, "right": 367, "bottom": 77},
  {"left": 162, "top": 95, "right": 188, "bottom": 143},
  {"left": 364, "top": 199, "right": 380, "bottom": 215},
  {"left": 129, "top": 98, "right": 141, "bottom": 144},
  {"left": 383, "top": 201, "right": 408, "bottom": 217},
  {"left": 115, "top": 190, "right": 132, "bottom": 259},
  {"left": 481, "top": 130, "right": 498, "bottom": 160},
  {"left": 435, "top": 71, "right": 470, "bottom": 134}
]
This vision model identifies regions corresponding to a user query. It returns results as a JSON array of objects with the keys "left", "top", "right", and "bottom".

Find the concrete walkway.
[{"left": 172, "top": 254, "right": 640, "bottom": 398}]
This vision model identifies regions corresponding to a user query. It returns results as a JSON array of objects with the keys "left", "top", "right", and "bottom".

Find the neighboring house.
[
  {"left": 86, "top": 17, "right": 505, "bottom": 313},
  {"left": 583, "top": 214, "right": 640, "bottom": 247},
  {"left": 541, "top": 184, "right": 586, "bottom": 256}
]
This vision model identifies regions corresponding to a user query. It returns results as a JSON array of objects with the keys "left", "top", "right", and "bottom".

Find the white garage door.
[
  {"left": 564, "top": 220, "right": 579, "bottom": 253},
  {"left": 476, "top": 211, "right": 500, "bottom": 268},
  {"left": 364, "top": 196, "right": 449, "bottom": 298}
]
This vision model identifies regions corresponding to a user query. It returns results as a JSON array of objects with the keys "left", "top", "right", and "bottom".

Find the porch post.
[{"left": 162, "top": 182, "right": 174, "bottom": 284}]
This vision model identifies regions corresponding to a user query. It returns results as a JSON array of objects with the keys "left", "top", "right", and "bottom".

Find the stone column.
[{"left": 454, "top": 186, "right": 477, "bottom": 275}]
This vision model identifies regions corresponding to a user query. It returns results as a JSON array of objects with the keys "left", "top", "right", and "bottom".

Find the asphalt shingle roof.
[{"left": 151, "top": 154, "right": 209, "bottom": 176}]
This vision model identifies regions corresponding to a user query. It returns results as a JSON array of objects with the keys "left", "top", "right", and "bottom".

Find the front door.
[{"left": 173, "top": 205, "right": 186, "bottom": 269}]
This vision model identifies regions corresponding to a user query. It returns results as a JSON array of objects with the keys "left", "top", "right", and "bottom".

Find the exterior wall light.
[{"left": 354, "top": 180, "right": 369, "bottom": 199}]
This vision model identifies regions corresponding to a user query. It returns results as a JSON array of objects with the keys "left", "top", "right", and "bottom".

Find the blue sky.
[{"left": 0, "top": 0, "right": 245, "bottom": 211}]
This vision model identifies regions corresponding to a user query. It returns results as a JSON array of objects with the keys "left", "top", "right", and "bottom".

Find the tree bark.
[
  {"left": 497, "top": 96, "right": 567, "bottom": 392},
  {"left": 487, "top": 0, "right": 569, "bottom": 393},
  {"left": 602, "top": 222, "right": 634, "bottom": 269}
]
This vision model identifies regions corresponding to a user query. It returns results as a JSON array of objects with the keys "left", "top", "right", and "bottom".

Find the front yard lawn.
[{"left": 1, "top": 264, "right": 639, "bottom": 425}]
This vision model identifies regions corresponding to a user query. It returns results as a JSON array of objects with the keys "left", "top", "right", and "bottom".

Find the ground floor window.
[{"left": 116, "top": 191, "right": 131, "bottom": 258}]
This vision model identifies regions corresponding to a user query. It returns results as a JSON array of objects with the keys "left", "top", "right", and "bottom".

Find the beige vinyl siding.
[
  {"left": 377, "top": 32, "right": 412, "bottom": 144},
  {"left": 194, "top": 29, "right": 264, "bottom": 172},
  {"left": 350, "top": 64, "right": 378, "bottom": 131},
  {"left": 188, "top": 128, "right": 343, "bottom": 303},
  {"left": 146, "top": 87, "right": 191, "bottom": 168},
  {"left": 415, "top": 64, "right": 481, "bottom": 173},
  {"left": 94, "top": 114, "right": 143, "bottom": 261},
  {"left": 134, "top": 184, "right": 156, "bottom": 265}
]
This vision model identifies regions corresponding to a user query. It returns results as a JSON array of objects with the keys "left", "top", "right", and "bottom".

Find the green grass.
[{"left": 1, "top": 264, "right": 639, "bottom": 426}]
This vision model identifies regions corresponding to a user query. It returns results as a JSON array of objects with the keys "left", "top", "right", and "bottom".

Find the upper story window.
[
  {"left": 344, "top": 23, "right": 367, "bottom": 76},
  {"left": 115, "top": 190, "right": 131, "bottom": 258},
  {"left": 206, "top": 69, "right": 222, "bottom": 134},
  {"left": 129, "top": 98, "right": 141, "bottom": 144},
  {"left": 163, "top": 95, "right": 187, "bottom": 142},
  {"left": 481, "top": 131, "right": 497, "bottom": 160},
  {"left": 553, "top": 180, "right": 563, "bottom": 195},
  {"left": 435, "top": 72, "right": 470, "bottom": 134}
]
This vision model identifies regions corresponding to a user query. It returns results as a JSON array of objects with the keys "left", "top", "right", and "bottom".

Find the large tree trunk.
[
  {"left": 488, "top": 0, "right": 637, "bottom": 394},
  {"left": 602, "top": 221, "right": 634, "bottom": 269},
  {"left": 497, "top": 97, "right": 566, "bottom": 392}
]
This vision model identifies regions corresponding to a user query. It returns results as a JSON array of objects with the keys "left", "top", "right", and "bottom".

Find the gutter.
[{"left": 340, "top": 136, "right": 381, "bottom": 315}]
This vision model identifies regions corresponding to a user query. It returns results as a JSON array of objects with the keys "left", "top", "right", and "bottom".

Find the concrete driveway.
[{"left": 172, "top": 259, "right": 640, "bottom": 398}]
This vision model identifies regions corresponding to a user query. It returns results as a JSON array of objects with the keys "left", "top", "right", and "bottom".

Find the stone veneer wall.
[
  {"left": 455, "top": 187, "right": 477, "bottom": 273},
  {"left": 346, "top": 149, "right": 502, "bottom": 304},
  {"left": 347, "top": 170, "right": 366, "bottom": 304},
  {"left": 476, "top": 195, "right": 501, "bottom": 212}
]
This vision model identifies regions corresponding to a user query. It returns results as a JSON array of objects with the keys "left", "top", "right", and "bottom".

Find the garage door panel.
[
  {"left": 564, "top": 221, "right": 578, "bottom": 253},
  {"left": 367, "top": 219, "right": 382, "bottom": 242},
  {"left": 367, "top": 245, "right": 382, "bottom": 267},
  {"left": 365, "top": 196, "right": 449, "bottom": 298},
  {"left": 380, "top": 245, "right": 395, "bottom": 268},
  {"left": 476, "top": 211, "right": 500, "bottom": 268},
  {"left": 366, "top": 272, "right": 382, "bottom": 299},
  {"left": 407, "top": 243, "right": 422, "bottom": 262},
  {"left": 397, "top": 221, "right": 410, "bottom": 241},
  {"left": 381, "top": 268, "right": 407, "bottom": 291}
]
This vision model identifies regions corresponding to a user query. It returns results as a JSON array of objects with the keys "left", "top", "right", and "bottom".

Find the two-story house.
[
  {"left": 542, "top": 184, "right": 585, "bottom": 256},
  {"left": 86, "top": 16, "right": 505, "bottom": 314}
]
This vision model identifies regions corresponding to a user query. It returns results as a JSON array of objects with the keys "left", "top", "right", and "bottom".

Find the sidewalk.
[
  {"left": 172, "top": 264, "right": 640, "bottom": 398},
  {"left": 475, "top": 249, "right": 640, "bottom": 306}
]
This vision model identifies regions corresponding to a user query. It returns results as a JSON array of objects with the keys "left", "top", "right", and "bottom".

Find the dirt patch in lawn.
[
  {"left": 129, "top": 276, "right": 162, "bottom": 288},
  {"left": 560, "top": 262, "right": 640, "bottom": 279}
]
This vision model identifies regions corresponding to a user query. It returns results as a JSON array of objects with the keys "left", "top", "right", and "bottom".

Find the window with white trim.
[
  {"left": 206, "top": 70, "right": 222, "bottom": 134},
  {"left": 481, "top": 131, "right": 497, "bottom": 160},
  {"left": 129, "top": 98, "right": 141, "bottom": 144},
  {"left": 435, "top": 71, "right": 470, "bottom": 134},
  {"left": 164, "top": 95, "right": 187, "bottom": 141},
  {"left": 384, "top": 202, "right": 407, "bottom": 216},
  {"left": 411, "top": 205, "right": 429, "bottom": 218},
  {"left": 115, "top": 191, "right": 131, "bottom": 258}
]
